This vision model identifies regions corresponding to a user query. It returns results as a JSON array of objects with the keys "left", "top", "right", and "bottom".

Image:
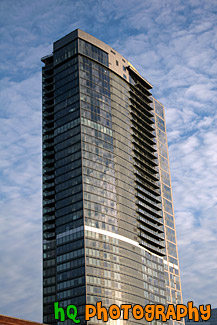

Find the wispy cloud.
[
  {"left": 0, "top": 0, "right": 217, "bottom": 321},
  {"left": 0, "top": 72, "right": 42, "bottom": 320}
]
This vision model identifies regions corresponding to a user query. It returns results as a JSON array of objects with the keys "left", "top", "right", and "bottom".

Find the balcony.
[
  {"left": 43, "top": 182, "right": 55, "bottom": 190},
  {"left": 132, "top": 137, "right": 156, "bottom": 156},
  {"left": 135, "top": 82, "right": 152, "bottom": 97},
  {"left": 139, "top": 240, "right": 165, "bottom": 256},
  {"left": 43, "top": 190, "right": 55, "bottom": 198},
  {"left": 43, "top": 142, "right": 54, "bottom": 150},
  {"left": 43, "top": 102, "right": 54, "bottom": 111},
  {"left": 136, "top": 178, "right": 160, "bottom": 197},
  {"left": 133, "top": 142, "right": 158, "bottom": 162},
  {"left": 132, "top": 118, "right": 155, "bottom": 140},
  {"left": 43, "top": 133, "right": 54, "bottom": 141},
  {"left": 130, "top": 90, "right": 152, "bottom": 109},
  {"left": 43, "top": 63, "right": 53, "bottom": 71},
  {"left": 43, "top": 150, "right": 54, "bottom": 158},
  {"left": 136, "top": 185, "right": 161, "bottom": 203},
  {"left": 43, "top": 223, "right": 55, "bottom": 231},
  {"left": 44, "top": 232, "right": 55, "bottom": 240},
  {"left": 130, "top": 86, "right": 152, "bottom": 104},
  {"left": 43, "top": 110, "right": 54, "bottom": 119},
  {"left": 134, "top": 154, "right": 159, "bottom": 174},
  {"left": 43, "top": 158, "right": 54, "bottom": 167},
  {"left": 134, "top": 163, "right": 159, "bottom": 182},
  {"left": 136, "top": 192, "right": 161, "bottom": 210},
  {"left": 137, "top": 207, "right": 163, "bottom": 225},
  {"left": 43, "top": 173, "right": 55, "bottom": 182},
  {"left": 139, "top": 231, "right": 165, "bottom": 248},
  {"left": 43, "top": 78, "right": 54, "bottom": 87},
  {"left": 133, "top": 132, "right": 157, "bottom": 151},
  {"left": 43, "top": 97, "right": 54, "bottom": 106},
  {"left": 135, "top": 169, "right": 160, "bottom": 190},
  {"left": 43, "top": 197, "right": 55, "bottom": 204},
  {"left": 43, "top": 215, "right": 55, "bottom": 223},
  {"left": 43, "top": 207, "right": 55, "bottom": 214},
  {"left": 43, "top": 166, "right": 54, "bottom": 173},
  {"left": 133, "top": 127, "right": 156, "bottom": 145},
  {"left": 133, "top": 147, "right": 158, "bottom": 167},
  {"left": 131, "top": 106, "right": 154, "bottom": 127},
  {"left": 137, "top": 200, "right": 162, "bottom": 217},
  {"left": 43, "top": 115, "right": 54, "bottom": 123},
  {"left": 138, "top": 215, "right": 164, "bottom": 232},
  {"left": 138, "top": 223, "right": 164, "bottom": 240}
]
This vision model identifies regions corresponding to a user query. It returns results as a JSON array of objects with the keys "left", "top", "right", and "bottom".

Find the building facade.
[{"left": 42, "top": 29, "right": 182, "bottom": 324}]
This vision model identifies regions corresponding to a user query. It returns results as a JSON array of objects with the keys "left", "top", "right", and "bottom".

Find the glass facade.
[
  {"left": 42, "top": 29, "right": 183, "bottom": 325},
  {"left": 152, "top": 98, "right": 183, "bottom": 308}
]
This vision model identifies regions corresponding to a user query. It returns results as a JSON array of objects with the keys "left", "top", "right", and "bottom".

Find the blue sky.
[{"left": 0, "top": 0, "right": 217, "bottom": 321}]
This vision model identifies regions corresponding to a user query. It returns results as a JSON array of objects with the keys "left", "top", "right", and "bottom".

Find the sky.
[{"left": 0, "top": 0, "right": 217, "bottom": 322}]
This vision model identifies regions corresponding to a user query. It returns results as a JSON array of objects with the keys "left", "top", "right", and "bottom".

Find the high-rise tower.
[{"left": 42, "top": 29, "right": 182, "bottom": 324}]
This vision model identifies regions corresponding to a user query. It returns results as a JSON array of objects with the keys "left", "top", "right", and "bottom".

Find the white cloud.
[
  {"left": 0, "top": 71, "right": 42, "bottom": 320},
  {"left": 0, "top": 0, "right": 217, "bottom": 321}
]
